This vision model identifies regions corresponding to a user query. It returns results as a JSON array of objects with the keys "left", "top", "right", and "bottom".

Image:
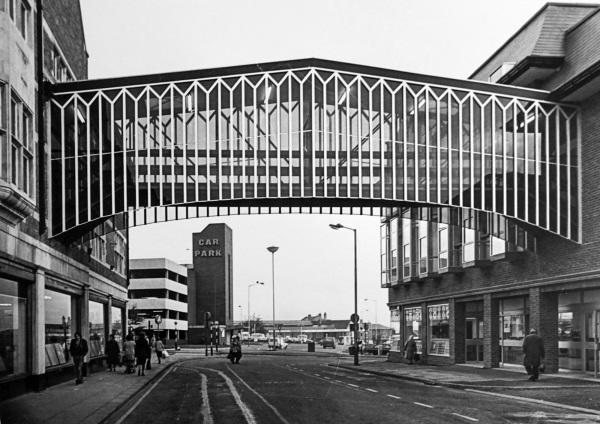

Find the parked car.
[
  {"left": 252, "top": 333, "right": 267, "bottom": 342},
  {"left": 321, "top": 337, "right": 336, "bottom": 349},
  {"left": 364, "top": 342, "right": 391, "bottom": 355},
  {"left": 267, "top": 338, "right": 288, "bottom": 350}
]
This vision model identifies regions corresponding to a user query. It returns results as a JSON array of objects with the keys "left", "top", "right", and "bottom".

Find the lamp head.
[
  {"left": 329, "top": 223, "right": 343, "bottom": 230},
  {"left": 258, "top": 281, "right": 264, "bottom": 285},
  {"left": 267, "top": 246, "right": 279, "bottom": 253}
]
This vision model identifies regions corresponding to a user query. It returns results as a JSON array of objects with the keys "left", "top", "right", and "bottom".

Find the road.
[{"left": 107, "top": 352, "right": 600, "bottom": 424}]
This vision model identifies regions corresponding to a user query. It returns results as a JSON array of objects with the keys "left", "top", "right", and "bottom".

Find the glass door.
[
  {"left": 584, "top": 311, "right": 600, "bottom": 377},
  {"left": 466, "top": 318, "right": 483, "bottom": 362}
]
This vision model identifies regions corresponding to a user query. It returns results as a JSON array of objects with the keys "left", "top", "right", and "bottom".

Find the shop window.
[
  {"left": 111, "top": 306, "right": 123, "bottom": 343},
  {"left": 44, "top": 288, "right": 74, "bottom": 367},
  {"left": 499, "top": 297, "right": 529, "bottom": 365},
  {"left": 0, "top": 278, "right": 28, "bottom": 378},
  {"left": 89, "top": 301, "right": 105, "bottom": 358},
  {"left": 428, "top": 304, "right": 450, "bottom": 356}
]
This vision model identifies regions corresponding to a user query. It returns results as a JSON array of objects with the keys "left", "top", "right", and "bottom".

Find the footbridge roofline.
[{"left": 50, "top": 57, "right": 552, "bottom": 101}]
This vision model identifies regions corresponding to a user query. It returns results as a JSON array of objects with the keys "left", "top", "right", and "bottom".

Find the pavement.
[{"left": 1, "top": 345, "right": 600, "bottom": 423}]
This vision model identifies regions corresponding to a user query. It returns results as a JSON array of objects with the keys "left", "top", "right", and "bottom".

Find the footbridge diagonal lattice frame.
[{"left": 48, "top": 59, "right": 580, "bottom": 245}]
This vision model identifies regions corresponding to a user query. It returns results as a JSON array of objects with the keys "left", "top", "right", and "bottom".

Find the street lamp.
[
  {"left": 365, "top": 298, "right": 378, "bottom": 343},
  {"left": 238, "top": 305, "right": 243, "bottom": 323},
  {"left": 330, "top": 223, "right": 359, "bottom": 366},
  {"left": 267, "top": 246, "right": 279, "bottom": 349},
  {"left": 248, "top": 281, "right": 264, "bottom": 346}
]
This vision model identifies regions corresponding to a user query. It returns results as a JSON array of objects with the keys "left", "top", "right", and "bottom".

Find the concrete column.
[
  {"left": 107, "top": 295, "right": 113, "bottom": 336},
  {"left": 483, "top": 294, "right": 500, "bottom": 368},
  {"left": 31, "top": 269, "right": 46, "bottom": 391},
  {"left": 529, "top": 288, "right": 559, "bottom": 373},
  {"left": 450, "top": 299, "right": 466, "bottom": 364},
  {"left": 81, "top": 286, "right": 90, "bottom": 375},
  {"left": 420, "top": 302, "right": 428, "bottom": 363}
]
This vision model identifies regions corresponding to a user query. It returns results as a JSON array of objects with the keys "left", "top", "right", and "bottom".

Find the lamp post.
[
  {"left": 248, "top": 281, "right": 264, "bottom": 346},
  {"left": 267, "top": 246, "right": 279, "bottom": 350},
  {"left": 330, "top": 223, "right": 359, "bottom": 366},
  {"left": 174, "top": 321, "right": 178, "bottom": 350},
  {"left": 365, "top": 298, "right": 378, "bottom": 343}
]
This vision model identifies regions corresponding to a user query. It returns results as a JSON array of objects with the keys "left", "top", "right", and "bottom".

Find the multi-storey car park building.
[
  {"left": 382, "top": 3, "right": 600, "bottom": 375},
  {"left": 1, "top": 1, "right": 127, "bottom": 399},
  {"left": 129, "top": 258, "right": 188, "bottom": 341}
]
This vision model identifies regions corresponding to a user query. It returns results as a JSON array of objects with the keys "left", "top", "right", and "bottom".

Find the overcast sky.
[{"left": 79, "top": 0, "right": 597, "bottom": 325}]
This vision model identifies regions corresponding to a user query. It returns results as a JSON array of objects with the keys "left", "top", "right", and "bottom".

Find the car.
[
  {"left": 321, "top": 337, "right": 336, "bottom": 349},
  {"left": 252, "top": 333, "right": 267, "bottom": 342},
  {"left": 267, "top": 338, "right": 288, "bottom": 350}
]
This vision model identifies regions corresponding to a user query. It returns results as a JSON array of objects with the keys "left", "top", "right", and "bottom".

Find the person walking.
[
  {"left": 69, "top": 332, "right": 89, "bottom": 385},
  {"left": 122, "top": 334, "right": 136, "bottom": 374},
  {"left": 135, "top": 332, "right": 151, "bottom": 376},
  {"left": 523, "top": 328, "right": 545, "bottom": 381},
  {"left": 105, "top": 334, "right": 121, "bottom": 372},
  {"left": 155, "top": 338, "right": 165, "bottom": 364},
  {"left": 404, "top": 335, "right": 417, "bottom": 365},
  {"left": 228, "top": 336, "right": 242, "bottom": 364}
]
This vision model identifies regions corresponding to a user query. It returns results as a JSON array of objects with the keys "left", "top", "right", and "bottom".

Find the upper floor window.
[
  {"left": 390, "top": 219, "right": 398, "bottom": 282},
  {"left": 9, "top": 0, "right": 30, "bottom": 40},
  {"left": 90, "top": 233, "right": 107, "bottom": 263},
  {"left": 9, "top": 92, "right": 34, "bottom": 196},
  {"left": 438, "top": 224, "right": 448, "bottom": 269},
  {"left": 489, "top": 62, "right": 516, "bottom": 84},
  {"left": 463, "top": 221, "right": 475, "bottom": 263}
]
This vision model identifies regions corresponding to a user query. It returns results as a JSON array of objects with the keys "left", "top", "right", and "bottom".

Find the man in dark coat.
[
  {"left": 523, "top": 328, "right": 545, "bottom": 381},
  {"left": 69, "top": 332, "right": 89, "bottom": 385}
]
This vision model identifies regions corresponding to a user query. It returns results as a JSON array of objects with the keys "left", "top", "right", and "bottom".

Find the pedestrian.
[
  {"left": 135, "top": 331, "right": 151, "bottom": 376},
  {"left": 228, "top": 336, "right": 242, "bottom": 364},
  {"left": 523, "top": 328, "right": 545, "bottom": 381},
  {"left": 105, "top": 334, "right": 121, "bottom": 372},
  {"left": 155, "top": 338, "right": 165, "bottom": 364},
  {"left": 122, "top": 334, "right": 136, "bottom": 374},
  {"left": 404, "top": 335, "right": 417, "bottom": 365},
  {"left": 69, "top": 332, "right": 89, "bottom": 385}
]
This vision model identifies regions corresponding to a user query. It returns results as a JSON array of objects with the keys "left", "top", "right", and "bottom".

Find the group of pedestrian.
[{"left": 68, "top": 331, "right": 170, "bottom": 385}]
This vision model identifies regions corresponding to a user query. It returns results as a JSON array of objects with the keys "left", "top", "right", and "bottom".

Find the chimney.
[{"left": 324, "top": 312, "right": 327, "bottom": 320}]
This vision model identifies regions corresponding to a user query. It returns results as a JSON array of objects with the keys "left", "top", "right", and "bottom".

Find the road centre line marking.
[
  {"left": 200, "top": 373, "right": 213, "bottom": 424},
  {"left": 348, "top": 384, "right": 358, "bottom": 387},
  {"left": 324, "top": 377, "right": 330, "bottom": 379},
  {"left": 365, "top": 388, "right": 378, "bottom": 393},
  {"left": 314, "top": 374, "right": 320, "bottom": 376},
  {"left": 451, "top": 413, "right": 478, "bottom": 422},
  {"left": 387, "top": 395, "right": 401, "bottom": 399},
  {"left": 334, "top": 380, "right": 342, "bottom": 383},
  {"left": 226, "top": 365, "right": 290, "bottom": 424},
  {"left": 115, "top": 366, "right": 174, "bottom": 424},
  {"left": 413, "top": 402, "right": 434, "bottom": 409}
]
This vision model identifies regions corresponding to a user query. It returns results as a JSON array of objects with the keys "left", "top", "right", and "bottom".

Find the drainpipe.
[{"left": 36, "top": 0, "right": 47, "bottom": 235}]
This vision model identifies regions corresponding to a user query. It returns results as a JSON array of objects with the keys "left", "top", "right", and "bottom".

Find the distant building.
[{"left": 129, "top": 258, "right": 188, "bottom": 341}]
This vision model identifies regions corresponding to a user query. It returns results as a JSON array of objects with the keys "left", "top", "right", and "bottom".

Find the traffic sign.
[
  {"left": 154, "top": 315, "right": 162, "bottom": 324},
  {"left": 350, "top": 313, "right": 359, "bottom": 323}
]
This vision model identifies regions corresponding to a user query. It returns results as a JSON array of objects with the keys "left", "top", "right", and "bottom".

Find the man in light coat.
[{"left": 523, "top": 328, "right": 545, "bottom": 381}]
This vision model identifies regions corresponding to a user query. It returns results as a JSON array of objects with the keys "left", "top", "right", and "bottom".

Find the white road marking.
[
  {"left": 348, "top": 383, "right": 358, "bottom": 388},
  {"left": 324, "top": 377, "right": 330, "bottom": 379},
  {"left": 387, "top": 394, "right": 401, "bottom": 400},
  {"left": 227, "top": 365, "right": 291, "bottom": 424},
  {"left": 365, "top": 388, "right": 378, "bottom": 393},
  {"left": 314, "top": 374, "right": 320, "bottom": 377},
  {"left": 115, "top": 366, "right": 174, "bottom": 424},
  {"left": 334, "top": 380, "right": 342, "bottom": 383},
  {"left": 200, "top": 373, "right": 213, "bottom": 424},
  {"left": 451, "top": 412, "right": 479, "bottom": 422},
  {"left": 413, "top": 402, "right": 434, "bottom": 409}
]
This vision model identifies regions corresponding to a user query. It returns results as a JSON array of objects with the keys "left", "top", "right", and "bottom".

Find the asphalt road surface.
[{"left": 107, "top": 353, "right": 600, "bottom": 423}]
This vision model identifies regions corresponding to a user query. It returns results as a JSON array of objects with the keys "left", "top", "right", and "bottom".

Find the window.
[
  {"left": 44, "top": 289, "right": 75, "bottom": 367},
  {"left": 390, "top": 219, "right": 397, "bottom": 282},
  {"left": 402, "top": 218, "right": 411, "bottom": 278},
  {"left": 489, "top": 62, "right": 516, "bottom": 83},
  {"left": 0, "top": 278, "right": 28, "bottom": 378},
  {"left": 438, "top": 224, "right": 448, "bottom": 269},
  {"left": 9, "top": 0, "right": 29, "bottom": 40},
  {"left": 89, "top": 301, "right": 105, "bottom": 358},
  {"left": 463, "top": 225, "right": 475, "bottom": 263},
  {"left": 111, "top": 306, "right": 123, "bottom": 343},
  {"left": 404, "top": 307, "right": 422, "bottom": 354},
  {"left": 9, "top": 93, "right": 34, "bottom": 196},
  {"left": 418, "top": 220, "right": 428, "bottom": 274},
  {"left": 90, "top": 233, "right": 107, "bottom": 263},
  {"left": 428, "top": 304, "right": 450, "bottom": 356}
]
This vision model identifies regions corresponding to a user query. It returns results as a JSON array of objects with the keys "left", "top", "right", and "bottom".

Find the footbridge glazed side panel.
[{"left": 48, "top": 60, "right": 579, "bottom": 244}]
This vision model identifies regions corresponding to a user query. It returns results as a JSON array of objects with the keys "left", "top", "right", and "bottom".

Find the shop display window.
[
  {"left": 428, "top": 304, "right": 449, "bottom": 356},
  {"left": 499, "top": 297, "right": 529, "bottom": 365},
  {"left": 111, "top": 306, "right": 123, "bottom": 343},
  {"left": 44, "top": 288, "right": 74, "bottom": 367},
  {"left": 0, "top": 278, "right": 28, "bottom": 378},
  {"left": 89, "top": 301, "right": 105, "bottom": 357}
]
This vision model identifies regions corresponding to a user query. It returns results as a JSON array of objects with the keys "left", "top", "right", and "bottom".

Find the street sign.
[
  {"left": 350, "top": 313, "right": 359, "bottom": 323},
  {"left": 154, "top": 315, "right": 162, "bottom": 324},
  {"left": 277, "top": 324, "right": 283, "bottom": 330}
]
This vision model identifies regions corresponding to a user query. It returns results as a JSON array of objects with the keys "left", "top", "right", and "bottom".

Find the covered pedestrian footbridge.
[{"left": 48, "top": 59, "right": 579, "bottom": 248}]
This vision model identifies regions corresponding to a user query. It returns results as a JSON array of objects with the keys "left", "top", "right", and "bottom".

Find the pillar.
[
  {"left": 450, "top": 299, "right": 466, "bottom": 364},
  {"left": 483, "top": 294, "right": 500, "bottom": 368},
  {"left": 31, "top": 269, "right": 46, "bottom": 391},
  {"left": 81, "top": 286, "right": 90, "bottom": 375},
  {"left": 529, "top": 288, "right": 559, "bottom": 373}
]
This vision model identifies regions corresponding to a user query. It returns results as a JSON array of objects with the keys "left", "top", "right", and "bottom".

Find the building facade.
[
  {"left": 382, "top": 3, "right": 600, "bottom": 375},
  {"left": 0, "top": 0, "right": 127, "bottom": 399},
  {"left": 129, "top": 258, "right": 188, "bottom": 341}
]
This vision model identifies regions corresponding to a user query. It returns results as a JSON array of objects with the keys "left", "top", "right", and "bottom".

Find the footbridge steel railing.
[{"left": 48, "top": 59, "right": 579, "bottom": 245}]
